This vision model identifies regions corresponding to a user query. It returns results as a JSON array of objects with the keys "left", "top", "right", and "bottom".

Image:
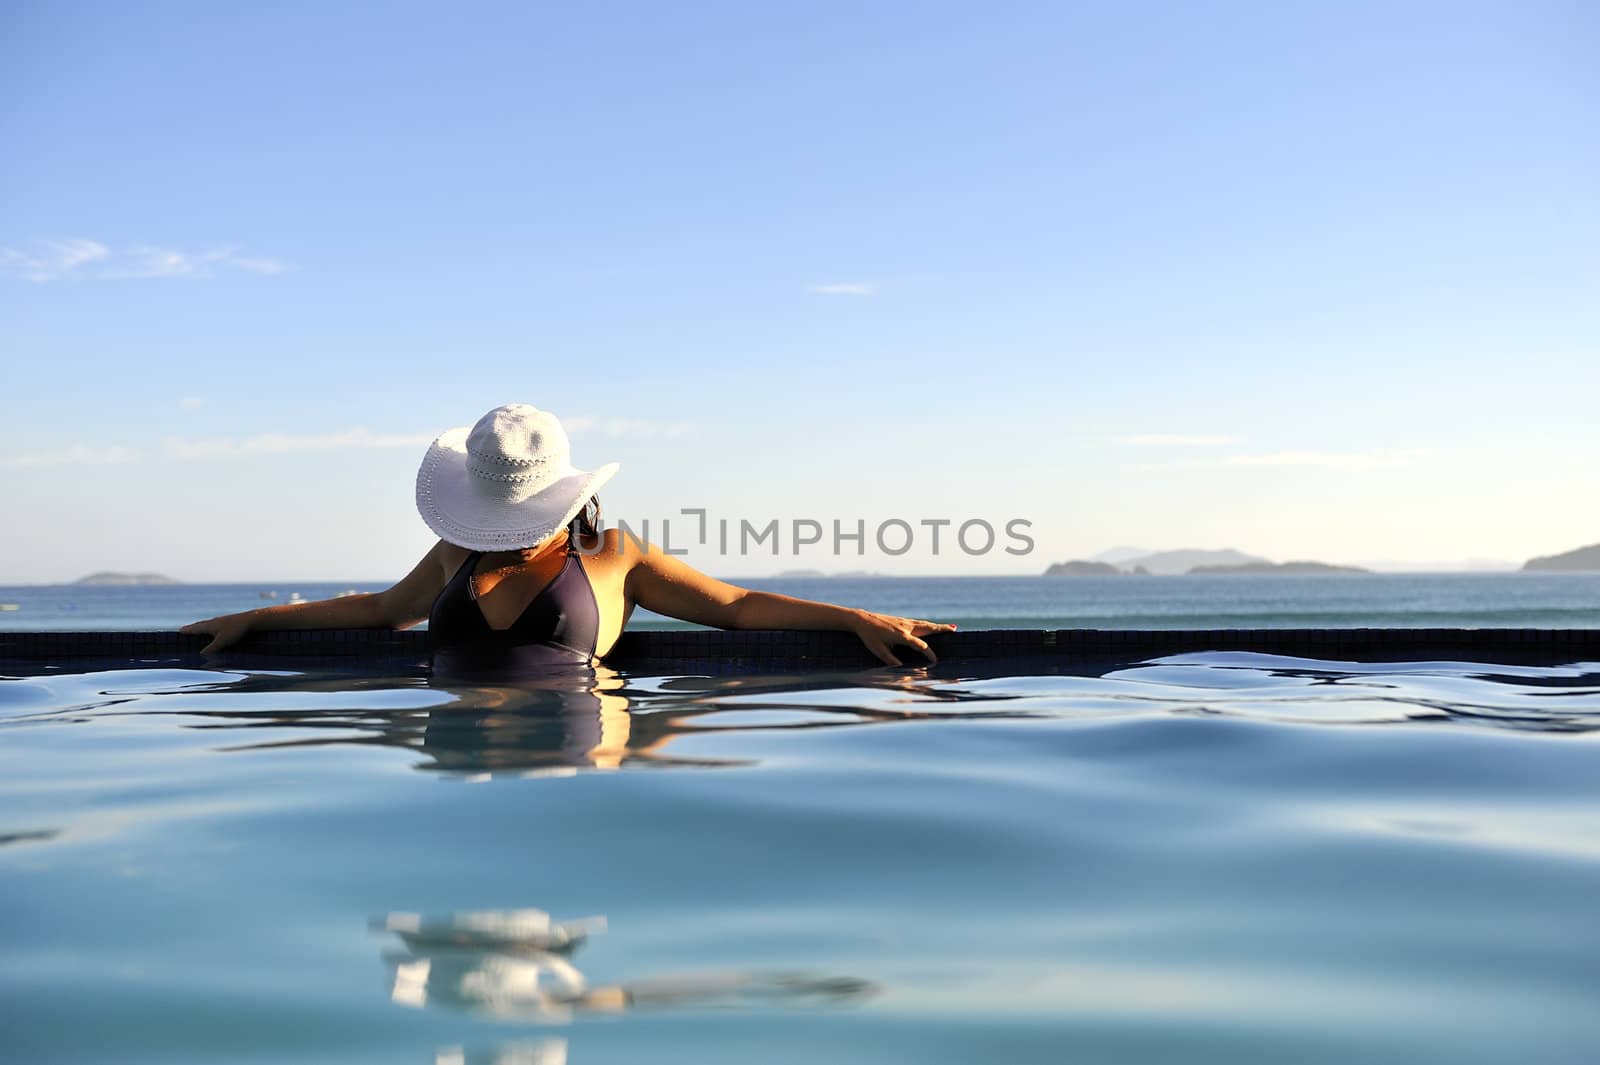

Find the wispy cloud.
[
  {"left": 1220, "top": 449, "right": 1432, "bottom": 471},
  {"left": 0, "top": 238, "right": 110, "bottom": 280},
  {"left": 1126, "top": 446, "right": 1437, "bottom": 473},
  {"left": 1, "top": 238, "right": 290, "bottom": 282},
  {"left": 6, "top": 417, "right": 692, "bottom": 469},
  {"left": 1, "top": 444, "right": 143, "bottom": 467},
  {"left": 219, "top": 256, "right": 287, "bottom": 275},
  {"left": 563, "top": 416, "right": 693, "bottom": 439},
  {"left": 1114, "top": 433, "right": 1239, "bottom": 447},
  {"left": 161, "top": 428, "right": 434, "bottom": 460},
  {"left": 178, "top": 396, "right": 206, "bottom": 410},
  {"left": 808, "top": 282, "right": 875, "bottom": 296}
]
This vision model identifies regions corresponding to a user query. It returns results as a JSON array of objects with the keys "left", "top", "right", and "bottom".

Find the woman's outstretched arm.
[
  {"left": 180, "top": 543, "right": 449, "bottom": 654},
  {"left": 626, "top": 544, "right": 955, "bottom": 666}
]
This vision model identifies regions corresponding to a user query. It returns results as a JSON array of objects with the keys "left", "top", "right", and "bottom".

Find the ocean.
[{"left": 3, "top": 571, "right": 1599, "bottom": 631}]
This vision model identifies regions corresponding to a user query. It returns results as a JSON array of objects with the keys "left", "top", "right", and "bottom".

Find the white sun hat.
[{"left": 415, "top": 404, "right": 619, "bottom": 552}]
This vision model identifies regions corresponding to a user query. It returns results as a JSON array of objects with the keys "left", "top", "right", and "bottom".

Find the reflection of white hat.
[
  {"left": 415, "top": 405, "right": 619, "bottom": 552},
  {"left": 380, "top": 909, "right": 601, "bottom": 1025}
]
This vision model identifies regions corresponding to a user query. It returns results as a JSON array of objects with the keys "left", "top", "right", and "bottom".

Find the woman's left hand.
[
  {"left": 179, "top": 612, "right": 254, "bottom": 655},
  {"left": 851, "top": 611, "right": 956, "bottom": 666}
]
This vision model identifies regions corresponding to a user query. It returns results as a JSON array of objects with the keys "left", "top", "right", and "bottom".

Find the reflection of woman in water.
[
  {"left": 377, "top": 908, "right": 872, "bottom": 1023},
  {"left": 184, "top": 404, "right": 951, "bottom": 674},
  {"left": 185, "top": 663, "right": 958, "bottom": 776}
]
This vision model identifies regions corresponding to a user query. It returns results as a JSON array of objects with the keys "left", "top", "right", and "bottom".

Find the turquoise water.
[
  {"left": 5, "top": 654, "right": 1600, "bottom": 1063},
  {"left": 4, "top": 571, "right": 1600, "bottom": 630}
]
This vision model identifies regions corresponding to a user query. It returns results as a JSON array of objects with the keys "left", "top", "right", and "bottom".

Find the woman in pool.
[{"left": 182, "top": 403, "right": 952, "bottom": 673}]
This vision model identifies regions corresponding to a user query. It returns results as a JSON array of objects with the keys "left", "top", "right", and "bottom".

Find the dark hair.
[
  {"left": 507, "top": 496, "right": 602, "bottom": 558},
  {"left": 573, "top": 495, "right": 602, "bottom": 548}
]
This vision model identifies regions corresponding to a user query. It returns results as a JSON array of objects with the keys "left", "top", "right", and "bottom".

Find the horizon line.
[{"left": 7, "top": 567, "right": 1579, "bottom": 588}]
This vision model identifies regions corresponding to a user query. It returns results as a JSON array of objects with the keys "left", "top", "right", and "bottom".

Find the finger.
[
  {"left": 864, "top": 637, "right": 901, "bottom": 667},
  {"left": 201, "top": 637, "right": 220, "bottom": 655},
  {"left": 909, "top": 620, "right": 955, "bottom": 635},
  {"left": 900, "top": 634, "right": 937, "bottom": 664}
]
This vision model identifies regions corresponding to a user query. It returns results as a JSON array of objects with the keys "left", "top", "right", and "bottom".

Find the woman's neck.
[{"left": 486, "top": 530, "right": 569, "bottom": 565}]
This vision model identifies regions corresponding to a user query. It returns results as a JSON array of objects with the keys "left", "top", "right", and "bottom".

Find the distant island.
[
  {"left": 1045, "top": 549, "right": 1366, "bottom": 577},
  {"left": 1188, "top": 561, "right": 1371, "bottom": 576},
  {"left": 1112, "top": 548, "right": 1267, "bottom": 575},
  {"left": 1523, "top": 542, "right": 1600, "bottom": 572},
  {"left": 1044, "top": 560, "right": 1122, "bottom": 577},
  {"left": 73, "top": 572, "right": 182, "bottom": 586}
]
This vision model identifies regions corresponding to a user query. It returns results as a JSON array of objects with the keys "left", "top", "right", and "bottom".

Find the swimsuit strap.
[
  {"left": 462, "top": 550, "right": 486, "bottom": 601},
  {"left": 451, "top": 549, "right": 482, "bottom": 586}
]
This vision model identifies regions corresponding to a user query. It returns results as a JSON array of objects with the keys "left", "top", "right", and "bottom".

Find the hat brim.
[{"left": 416, "top": 428, "right": 619, "bottom": 551}]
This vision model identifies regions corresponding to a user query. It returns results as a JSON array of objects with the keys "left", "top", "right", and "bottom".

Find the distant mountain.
[
  {"left": 73, "top": 572, "right": 181, "bottom": 586},
  {"left": 1523, "top": 543, "right": 1600, "bottom": 572},
  {"left": 1044, "top": 560, "right": 1122, "bottom": 576},
  {"left": 1188, "top": 560, "right": 1371, "bottom": 576},
  {"left": 1118, "top": 548, "right": 1268, "bottom": 576},
  {"left": 1090, "top": 546, "right": 1151, "bottom": 565}
]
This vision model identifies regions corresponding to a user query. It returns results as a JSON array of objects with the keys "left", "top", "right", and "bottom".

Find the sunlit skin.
[{"left": 182, "top": 525, "right": 954, "bottom": 665}]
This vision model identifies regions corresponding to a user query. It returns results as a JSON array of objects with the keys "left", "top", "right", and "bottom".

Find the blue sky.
[{"left": 2, "top": 0, "right": 1596, "bottom": 581}]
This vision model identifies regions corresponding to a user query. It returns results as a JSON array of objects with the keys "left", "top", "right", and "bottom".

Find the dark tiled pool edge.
[{"left": 3, "top": 628, "right": 1599, "bottom": 672}]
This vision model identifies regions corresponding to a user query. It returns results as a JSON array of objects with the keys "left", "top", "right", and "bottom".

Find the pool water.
[{"left": 4, "top": 654, "right": 1600, "bottom": 1064}]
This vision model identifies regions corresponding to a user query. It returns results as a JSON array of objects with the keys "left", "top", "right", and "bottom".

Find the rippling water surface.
[{"left": 5, "top": 655, "right": 1600, "bottom": 1064}]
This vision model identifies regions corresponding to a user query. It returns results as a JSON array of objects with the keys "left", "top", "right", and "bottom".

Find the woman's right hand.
[
  {"left": 851, "top": 611, "right": 956, "bottom": 667},
  {"left": 179, "top": 612, "right": 254, "bottom": 655}
]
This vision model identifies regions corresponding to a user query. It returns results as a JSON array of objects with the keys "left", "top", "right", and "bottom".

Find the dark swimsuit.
[{"left": 428, "top": 521, "right": 601, "bottom": 680}]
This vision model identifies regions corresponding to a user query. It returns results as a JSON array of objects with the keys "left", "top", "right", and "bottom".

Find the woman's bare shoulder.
[
  {"left": 579, "top": 528, "right": 654, "bottom": 573},
  {"left": 433, "top": 540, "right": 471, "bottom": 578}
]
